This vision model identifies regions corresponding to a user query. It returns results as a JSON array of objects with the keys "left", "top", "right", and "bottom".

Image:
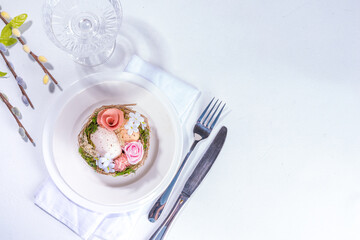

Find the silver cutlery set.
[{"left": 148, "top": 98, "right": 227, "bottom": 240}]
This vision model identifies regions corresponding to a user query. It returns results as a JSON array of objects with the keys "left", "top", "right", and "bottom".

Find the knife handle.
[{"left": 149, "top": 193, "right": 189, "bottom": 240}]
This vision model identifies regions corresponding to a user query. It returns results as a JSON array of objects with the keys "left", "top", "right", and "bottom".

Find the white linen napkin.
[{"left": 34, "top": 55, "right": 200, "bottom": 240}]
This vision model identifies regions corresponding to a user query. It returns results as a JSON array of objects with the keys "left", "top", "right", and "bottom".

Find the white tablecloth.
[{"left": 1, "top": 0, "right": 360, "bottom": 240}]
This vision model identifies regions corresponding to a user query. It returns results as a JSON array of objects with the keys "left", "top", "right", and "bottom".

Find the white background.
[{"left": 1, "top": 0, "right": 360, "bottom": 239}]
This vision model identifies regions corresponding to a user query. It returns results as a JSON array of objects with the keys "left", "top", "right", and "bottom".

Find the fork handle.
[
  {"left": 149, "top": 193, "right": 189, "bottom": 240},
  {"left": 148, "top": 140, "right": 199, "bottom": 222}
]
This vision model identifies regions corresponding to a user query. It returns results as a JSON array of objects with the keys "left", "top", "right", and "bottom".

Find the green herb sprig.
[
  {"left": 114, "top": 167, "right": 135, "bottom": 176},
  {"left": 84, "top": 115, "right": 98, "bottom": 147},
  {"left": 139, "top": 127, "right": 149, "bottom": 150},
  {"left": 79, "top": 147, "right": 97, "bottom": 170}
]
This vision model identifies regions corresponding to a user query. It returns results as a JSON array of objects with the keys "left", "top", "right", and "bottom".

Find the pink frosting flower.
[
  {"left": 124, "top": 141, "right": 144, "bottom": 165},
  {"left": 97, "top": 108, "right": 124, "bottom": 131},
  {"left": 114, "top": 154, "right": 130, "bottom": 172}
]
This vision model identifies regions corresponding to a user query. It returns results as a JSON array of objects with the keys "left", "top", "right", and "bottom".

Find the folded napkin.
[{"left": 34, "top": 55, "right": 200, "bottom": 240}]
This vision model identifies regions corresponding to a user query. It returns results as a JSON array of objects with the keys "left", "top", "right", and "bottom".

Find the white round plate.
[{"left": 42, "top": 72, "right": 183, "bottom": 213}]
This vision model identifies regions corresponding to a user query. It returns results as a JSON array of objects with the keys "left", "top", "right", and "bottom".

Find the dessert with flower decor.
[{"left": 78, "top": 104, "right": 150, "bottom": 176}]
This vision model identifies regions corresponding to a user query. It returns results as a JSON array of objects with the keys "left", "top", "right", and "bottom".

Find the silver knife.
[{"left": 149, "top": 126, "right": 227, "bottom": 240}]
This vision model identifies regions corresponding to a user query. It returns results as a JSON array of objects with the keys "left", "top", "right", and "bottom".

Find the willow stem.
[
  {"left": 0, "top": 12, "right": 61, "bottom": 90},
  {"left": 0, "top": 92, "right": 35, "bottom": 145},
  {"left": 0, "top": 51, "right": 34, "bottom": 109}
]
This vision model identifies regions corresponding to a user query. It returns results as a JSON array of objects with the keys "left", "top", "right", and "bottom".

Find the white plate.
[{"left": 42, "top": 72, "right": 183, "bottom": 213}]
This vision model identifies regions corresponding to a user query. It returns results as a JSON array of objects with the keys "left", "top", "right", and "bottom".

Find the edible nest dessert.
[{"left": 78, "top": 104, "right": 150, "bottom": 176}]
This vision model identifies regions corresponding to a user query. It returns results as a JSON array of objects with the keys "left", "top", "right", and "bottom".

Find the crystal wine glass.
[{"left": 42, "top": 0, "right": 122, "bottom": 66}]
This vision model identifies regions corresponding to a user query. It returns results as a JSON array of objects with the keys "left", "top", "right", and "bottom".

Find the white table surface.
[{"left": 1, "top": 0, "right": 360, "bottom": 239}]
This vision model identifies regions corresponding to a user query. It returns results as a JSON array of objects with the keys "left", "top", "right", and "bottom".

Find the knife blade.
[
  {"left": 149, "top": 126, "right": 227, "bottom": 240},
  {"left": 182, "top": 126, "right": 227, "bottom": 197}
]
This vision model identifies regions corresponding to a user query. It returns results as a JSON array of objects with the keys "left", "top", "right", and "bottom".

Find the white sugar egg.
[{"left": 90, "top": 127, "right": 121, "bottom": 158}]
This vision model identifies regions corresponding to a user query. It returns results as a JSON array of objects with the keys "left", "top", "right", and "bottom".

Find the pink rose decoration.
[
  {"left": 97, "top": 108, "right": 124, "bottom": 131},
  {"left": 114, "top": 154, "right": 130, "bottom": 172},
  {"left": 124, "top": 141, "right": 144, "bottom": 165}
]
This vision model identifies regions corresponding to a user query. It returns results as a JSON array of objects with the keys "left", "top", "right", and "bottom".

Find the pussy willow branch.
[
  {"left": 0, "top": 50, "right": 34, "bottom": 109},
  {"left": 0, "top": 13, "right": 62, "bottom": 91},
  {"left": 0, "top": 92, "right": 35, "bottom": 146}
]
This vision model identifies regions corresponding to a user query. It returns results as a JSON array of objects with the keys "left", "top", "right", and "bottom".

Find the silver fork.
[{"left": 148, "top": 98, "right": 226, "bottom": 222}]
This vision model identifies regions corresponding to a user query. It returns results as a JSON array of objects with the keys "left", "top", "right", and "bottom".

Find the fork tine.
[
  {"left": 197, "top": 97, "right": 214, "bottom": 122},
  {"left": 205, "top": 101, "right": 221, "bottom": 127},
  {"left": 202, "top": 99, "right": 218, "bottom": 125},
  {"left": 210, "top": 103, "right": 225, "bottom": 129}
]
